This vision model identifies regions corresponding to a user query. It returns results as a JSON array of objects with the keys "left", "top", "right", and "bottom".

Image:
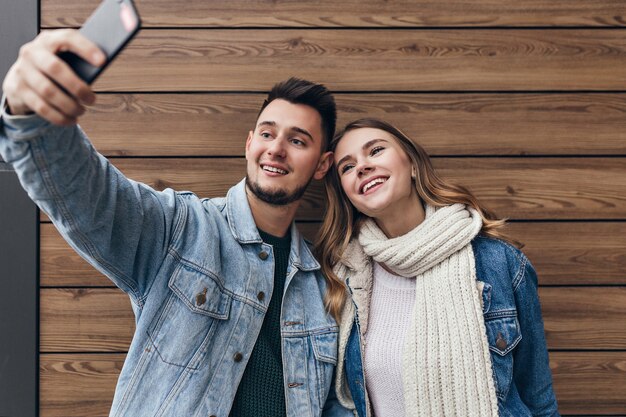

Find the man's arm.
[{"left": 0, "top": 30, "right": 179, "bottom": 306}]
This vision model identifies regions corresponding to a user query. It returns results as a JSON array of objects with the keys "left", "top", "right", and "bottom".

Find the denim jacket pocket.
[
  {"left": 147, "top": 261, "right": 233, "bottom": 370},
  {"left": 309, "top": 330, "right": 339, "bottom": 406},
  {"left": 484, "top": 314, "right": 522, "bottom": 400}
]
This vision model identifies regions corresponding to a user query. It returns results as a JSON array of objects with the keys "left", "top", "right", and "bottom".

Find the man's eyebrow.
[
  {"left": 291, "top": 126, "right": 314, "bottom": 142},
  {"left": 257, "top": 121, "right": 314, "bottom": 142},
  {"left": 336, "top": 138, "right": 388, "bottom": 168},
  {"left": 257, "top": 120, "right": 276, "bottom": 129}
]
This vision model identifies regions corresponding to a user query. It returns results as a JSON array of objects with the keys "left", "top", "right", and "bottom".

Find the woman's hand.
[{"left": 2, "top": 29, "right": 106, "bottom": 125}]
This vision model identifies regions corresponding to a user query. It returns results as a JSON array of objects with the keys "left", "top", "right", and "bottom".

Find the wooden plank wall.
[{"left": 39, "top": 0, "right": 626, "bottom": 415}]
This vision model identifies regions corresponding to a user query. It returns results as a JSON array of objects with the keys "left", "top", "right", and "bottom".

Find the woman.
[{"left": 315, "top": 118, "right": 559, "bottom": 417}]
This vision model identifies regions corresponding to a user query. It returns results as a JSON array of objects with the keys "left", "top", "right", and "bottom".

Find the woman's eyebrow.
[{"left": 336, "top": 138, "right": 388, "bottom": 167}]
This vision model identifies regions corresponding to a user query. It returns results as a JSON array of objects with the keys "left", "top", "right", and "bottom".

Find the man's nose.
[{"left": 267, "top": 137, "right": 287, "bottom": 158}]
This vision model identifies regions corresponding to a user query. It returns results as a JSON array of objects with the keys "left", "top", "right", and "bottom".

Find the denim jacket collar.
[{"left": 226, "top": 179, "right": 320, "bottom": 272}]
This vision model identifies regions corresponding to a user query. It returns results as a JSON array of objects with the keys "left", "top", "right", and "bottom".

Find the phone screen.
[{"left": 58, "top": 0, "right": 141, "bottom": 84}]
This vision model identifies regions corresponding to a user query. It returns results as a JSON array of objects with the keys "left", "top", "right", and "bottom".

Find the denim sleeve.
[
  {"left": 322, "top": 368, "right": 357, "bottom": 417},
  {"left": 0, "top": 99, "right": 178, "bottom": 307},
  {"left": 512, "top": 257, "right": 561, "bottom": 417}
]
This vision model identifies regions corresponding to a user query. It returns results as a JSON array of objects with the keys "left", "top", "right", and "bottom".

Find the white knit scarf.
[{"left": 358, "top": 204, "right": 499, "bottom": 417}]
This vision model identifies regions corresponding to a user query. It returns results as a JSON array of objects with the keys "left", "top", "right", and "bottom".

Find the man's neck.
[{"left": 245, "top": 187, "right": 299, "bottom": 238}]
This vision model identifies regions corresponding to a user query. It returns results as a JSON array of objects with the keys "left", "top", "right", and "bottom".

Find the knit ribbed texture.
[
  {"left": 229, "top": 229, "right": 291, "bottom": 417},
  {"left": 359, "top": 204, "right": 499, "bottom": 417},
  {"left": 364, "top": 263, "right": 415, "bottom": 417}
]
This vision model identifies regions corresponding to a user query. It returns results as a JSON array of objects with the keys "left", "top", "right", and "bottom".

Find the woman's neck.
[{"left": 374, "top": 195, "right": 426, "bottom": 238}]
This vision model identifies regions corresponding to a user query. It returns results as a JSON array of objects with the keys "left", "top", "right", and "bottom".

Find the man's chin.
[{"left": 246, "top": 177, "right": 308, "bottom": 206}]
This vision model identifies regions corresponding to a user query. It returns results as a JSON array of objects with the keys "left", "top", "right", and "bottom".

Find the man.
[{"left": 1, "top": 30, "right": 350, "bottom": 417}]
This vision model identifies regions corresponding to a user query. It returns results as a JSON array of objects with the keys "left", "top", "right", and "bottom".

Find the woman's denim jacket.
[
  {"left": 336, "top": 236, "right": 560, "bottom": 417},
  {"left": 0, "top": 107, "right": 351, "bottom": 417}
]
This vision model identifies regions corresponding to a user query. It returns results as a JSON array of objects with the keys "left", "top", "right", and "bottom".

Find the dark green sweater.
[{"left": 229, "top": 229, "right": 291, "bottom": 417}]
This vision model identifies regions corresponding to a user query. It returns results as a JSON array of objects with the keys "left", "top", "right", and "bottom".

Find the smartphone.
[{"left": 58, "top": 0, "right": 141, "bottom": 84}]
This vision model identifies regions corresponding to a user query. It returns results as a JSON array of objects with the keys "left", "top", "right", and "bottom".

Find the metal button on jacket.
[
  {"left": 233, "top": 352, "right": 243, "bottom": 362},
  {"left": 257, "top": 291, "right": 265, "bottom": 302},
  {"left": 195, "top": 288, "right": 207, "bottom": 306},
  {"left": 258, "top": 251, "right": 269, "bottom": 260},
  {"left": 496, "top": 332, "right": 507, "bottom": 350}
]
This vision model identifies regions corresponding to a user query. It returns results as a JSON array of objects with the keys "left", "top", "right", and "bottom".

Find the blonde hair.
[{"left": 315, "top": 118, "right": 513, "bottom": 321}]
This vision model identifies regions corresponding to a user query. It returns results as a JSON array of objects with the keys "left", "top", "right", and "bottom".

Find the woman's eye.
[
  {"left": 340, "top": 164, "right": 354, "bottom": 174},
  {"left": 371, "top": 146, "right": 385, "bottom": 155}
]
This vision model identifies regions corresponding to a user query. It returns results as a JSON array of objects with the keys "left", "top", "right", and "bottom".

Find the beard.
[{"left": 246, "top": 175, "right": 312, "bottom": 206}]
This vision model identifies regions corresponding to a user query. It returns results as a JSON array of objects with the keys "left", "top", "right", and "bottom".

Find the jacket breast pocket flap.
[
  {"left": 485, "top": 315, "right": 522, "bottom": 356},
  {"left": 309, "top": 331, "right": 339, "bottom": 406},
  {"left": 147, "top": 262, "right": 233, "bottom": 369},
  {"left": 485, "top": 315, "right": 522, "bottom": 399},
  {"left": 311, "top": 331, "right": 339, "bottom": 365},
  {"left": 169, "top": 262, "right": 232, "bottom": 319}
]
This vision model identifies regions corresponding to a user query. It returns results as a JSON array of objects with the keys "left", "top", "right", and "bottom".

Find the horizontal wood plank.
[
  {"left": 37, "top": 157, "right": 626, "bottom": 223},
  {"left": 550, "top": 352, "right": 626, "bottom": 415},
  {"left": 506, "top": 222, "right": 626, "bottom": 285},
  {"left": 79, "top": 93, "right": 626, "bottom": 157},
  {"left": 42, "top": 222, "right": 626, "bottom": 286},
  {"left": 40, "top": 287, "right": 626, "bottom": 351},
  {"left": 435, "top": 158, "right": 626, "bottom": 220},
  {"left": 39, "top": 352, "right": 626, "bottom": 416},
  {"left": 40, "top": 289, "right": 135, "bottom": 352},
  {"left": 83, "top": 30, "right": 626, "bottom": 92},
  {"left": 40, "top": 353, "right": 124, "bottom": 417},
  {"left": 41, "top": 0, "right": 626, "bottom": 27},
  {"left": 540, "top": 287, "right": 626, "bottom": 349}
]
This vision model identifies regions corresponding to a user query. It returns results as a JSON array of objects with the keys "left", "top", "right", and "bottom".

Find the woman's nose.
[{"left": 357, "top": 163, "right": 373, "bottom": 176}]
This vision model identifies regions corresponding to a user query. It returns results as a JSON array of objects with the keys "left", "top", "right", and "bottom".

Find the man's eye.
[
  {"left": 261, "top": 132, "right": 272, "bottom": 139},
  {"left": 371, "top": 146, "right": 385, "bottom": 155},
  {"left": 291, "top": 138, "right": 304, "bottom": 146}
]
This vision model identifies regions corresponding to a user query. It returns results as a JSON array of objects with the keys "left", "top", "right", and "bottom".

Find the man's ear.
[
  {"left": 313, "top": 151, "right": 333, "bottom": 180},
  {"left": 244, "top": 130, "right": 253, "bottom": 158}
]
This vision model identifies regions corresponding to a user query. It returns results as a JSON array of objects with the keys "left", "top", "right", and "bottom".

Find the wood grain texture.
[
  {"left": 80, "top": 93, "right": 626, "bottom": 157},
  {"left": 506, "top": 222, "right": 626, "bottom": 285},
  {"left": 40, "top": 0, "right": 626, "bottom": 27},
  {"left": 42, "top": 222, "right": 626, "bottom": 287},
  {"left": 40, "top": 353, "right": 124, "bottom": 417},
  {"left": 39, "top": 287, "right": 626, "bottom": 351},
  {"left": 540, "top": 287, "right": 626, "bottom": 349},
  {"left": 41, "top": 224, "right": 111, "bottom": 287},
  {"left": 40, "top": 289, "right": 135, "bottom": 352},
  {"left": 550, "top": 352, "right": 626, "bottom": 414},
  {"left": 36, "top": 157, "right": 626, "bottom": 223},
  {"left": 83, "top": 30, "right": 626, "bottom": 92},
  {"left": 435, "top": 158, "right": 626, "bottom": 220},
  {"left": 38, "top": 352, "right": 626, "bottom": 416}
]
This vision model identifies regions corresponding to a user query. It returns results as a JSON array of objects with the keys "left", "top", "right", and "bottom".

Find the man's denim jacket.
[
  {"left": 0, "top": 107, "right": 350, "bottom": 417},
  {"left": 341, "top": 237, "right": 560, "bottom": 417}
]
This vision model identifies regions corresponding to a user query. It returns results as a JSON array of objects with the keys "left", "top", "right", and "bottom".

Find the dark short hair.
[{"left": 258, "top": 77, "right": 337, "bottom": 151}]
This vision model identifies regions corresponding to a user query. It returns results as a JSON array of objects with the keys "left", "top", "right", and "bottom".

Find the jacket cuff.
[{"left": 1, "top": 93, "right": 52, "bottom": 141}]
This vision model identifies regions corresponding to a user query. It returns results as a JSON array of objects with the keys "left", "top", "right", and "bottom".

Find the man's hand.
[{"left": 2, "top": 29, "right": 106, "bottom": 126}]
